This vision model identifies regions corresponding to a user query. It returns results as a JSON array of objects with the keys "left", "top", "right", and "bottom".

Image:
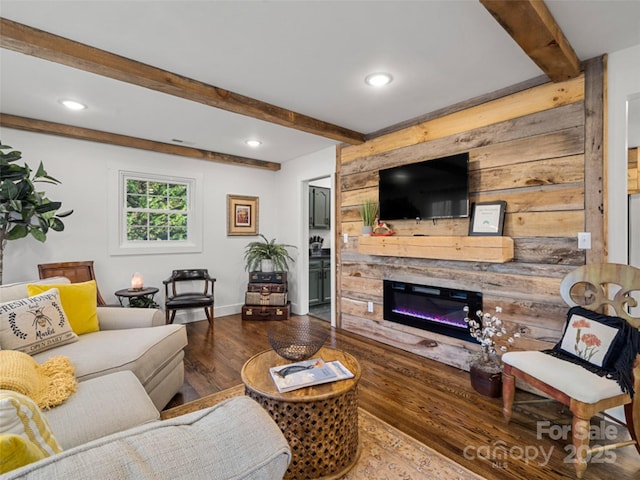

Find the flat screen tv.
[{"left": 378, "top": 153, "right": 469, "bottom": 221}]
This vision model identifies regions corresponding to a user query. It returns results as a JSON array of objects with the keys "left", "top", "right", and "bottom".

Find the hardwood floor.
[{"left": 165, "top": 314, "right": 639, "bottom": 480}]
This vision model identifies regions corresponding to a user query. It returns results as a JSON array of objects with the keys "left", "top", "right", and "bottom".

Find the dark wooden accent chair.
[
  {"left": 38, "top": 260, "right": 107, "bottom": 306},
  {"left": 163, "top": 269, "right": 215, "bottom": 327},
  {"left": 502, "top": 263, "right": 640, "bottom": 478}
]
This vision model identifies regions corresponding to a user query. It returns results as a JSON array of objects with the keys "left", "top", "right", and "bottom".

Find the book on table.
[{"left": 269, "top": 357, "right": 354, "bottom": 393}]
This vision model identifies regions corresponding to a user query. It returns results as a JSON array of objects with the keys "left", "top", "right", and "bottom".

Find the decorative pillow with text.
[{"left": 0, "top": 289, "right": 78, "bottom": 355}]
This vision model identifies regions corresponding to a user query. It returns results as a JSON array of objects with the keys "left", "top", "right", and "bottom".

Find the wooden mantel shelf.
[{"left": 357, "top": 235, "right": 514, "bottom": 263}]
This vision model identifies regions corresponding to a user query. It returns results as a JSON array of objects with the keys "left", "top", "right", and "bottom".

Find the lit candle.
[{"left": 130, "top": 272, "right": 144, "bottom": 291}]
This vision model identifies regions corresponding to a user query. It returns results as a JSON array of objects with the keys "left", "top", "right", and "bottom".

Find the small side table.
[
  {"left": 114, "top": 287, "right": 159, "bottom": 307},
  {"left": 241, "top": 347, "right": 361, "bottom": 480}
]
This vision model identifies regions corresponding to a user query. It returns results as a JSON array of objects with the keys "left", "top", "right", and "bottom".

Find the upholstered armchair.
[{"left": 163, "top": 269, "right": 215, "bottom": 327}]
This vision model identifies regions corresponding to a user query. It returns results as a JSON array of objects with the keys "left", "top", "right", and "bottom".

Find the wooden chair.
[
  {"left": 38, "top": 260, "right": 107, "bottom": 306},
  {"left": 502, "top": 263, "right": 640, "bottom": 478},
  {"left": 163, "top": 269, "right": 215, "bottom": 327}
]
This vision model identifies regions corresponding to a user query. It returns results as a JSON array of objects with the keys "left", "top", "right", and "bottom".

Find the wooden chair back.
[
  {"left": 164, "top": 269, "right": 214, "bottom": 296},
  {"left": 38, "top": 260, "right": 107, "bottom": 306},
  {"left": 560, "top": 263, "right": 640, "bottom": 328}
]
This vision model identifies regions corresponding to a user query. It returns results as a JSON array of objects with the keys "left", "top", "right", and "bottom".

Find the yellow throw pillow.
[
  {"left": 0, "top": 390, "right": 62, "bottom": 458},
  {"left": 0, "top": 433, "right": 46, "bottom": 473},
  {"left": 0, "top": 289, "right": 78, "bottom": 355},
  {"left": 27, "top": 281, "right": 99, "bottom": 335}
]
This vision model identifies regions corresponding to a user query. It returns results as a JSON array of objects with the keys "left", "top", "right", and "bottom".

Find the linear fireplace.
[{"left": 383, "top": 280, "right": 482, "bottom": 342}]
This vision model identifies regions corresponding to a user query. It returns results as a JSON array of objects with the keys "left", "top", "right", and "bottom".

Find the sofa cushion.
[
  {"left": 32, "top": 324, "right": 187, "bottom": 390},
  {"left": 2, "top": 396, "right": 291, "bottom": 480},
  {"left": 44, "top": 371, "right": 159, "bottom": 449},
  {"left": 0, "top": 434, "right": 47, "bottom": 474},
  {"left": 0, "top": 277, "right": 70, "bottom": 304},
  {"left": 27, "top": 281, "right": 99, "bottom": 335},
  {"left": 502, "top": 351, "right": 624, "bottom": 403},
  {"left": 0, "top": 289, "right": 78, "bottom": 355},
  {"left": 0, "top": 390, "right": 62, "bottom": 457}
]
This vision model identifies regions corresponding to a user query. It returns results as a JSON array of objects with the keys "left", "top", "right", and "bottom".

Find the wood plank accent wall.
[{"left": 337, "top": 66, "right": 606, "bottom": 370}]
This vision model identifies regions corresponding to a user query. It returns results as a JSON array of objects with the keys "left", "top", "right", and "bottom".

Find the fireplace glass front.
[{"left": 383, "top": 280, "right": 481, "bottom": 342}]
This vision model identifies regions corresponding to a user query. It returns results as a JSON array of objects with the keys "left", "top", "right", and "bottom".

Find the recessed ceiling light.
[
  {"left": 245, "top": 139, "right": 262, "bottom": 148},
  {"left": 364, "top": 72, "right": 393, "bottom": 87},
  {"left": 60, "top": 99, "right": 87, "bottom": 111}
]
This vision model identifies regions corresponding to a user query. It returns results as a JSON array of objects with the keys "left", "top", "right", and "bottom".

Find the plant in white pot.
[
  {"left": 359, "top": 199, "right": 378, "bottom": 236},
  {"left": 244, "top": 234, "right": 296, "bottom": 272},
  {"left": 0, "top": 142, "right": 73, "bottom": 284},
  {"left": 463, "top": 305, "right": 523, "bottom": 397}
]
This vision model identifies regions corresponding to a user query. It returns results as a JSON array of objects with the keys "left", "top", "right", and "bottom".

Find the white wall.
[
  {"left": 276, "top": 146, "right": 336, "bottom": 316},
  {"left": 607, "top": 44, "right": 640, "bottom": 264},
  {"left": 0, "top": 128, "right": 286, "bottom": 321}
]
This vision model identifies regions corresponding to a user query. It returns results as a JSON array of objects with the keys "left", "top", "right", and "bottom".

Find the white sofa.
[
  {"left": 0, "top": 277, "right": 186, "bottom": 411},
  {"left": 0, "top": 277, "right": 292, "bottom": 478},
  {"left": 2, "top": 394, "right": 292, "bottom": 480}
]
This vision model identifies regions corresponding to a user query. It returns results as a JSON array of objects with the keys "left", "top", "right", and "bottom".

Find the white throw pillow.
[{"left": 0, "top": 289, "right": 78, "bottom": 355}]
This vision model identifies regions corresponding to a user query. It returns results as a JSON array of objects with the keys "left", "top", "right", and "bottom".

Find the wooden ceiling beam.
[
  {"left": 480, "top": 0, "right": 581, "bottom": 82},
  {"left": 0, "top": 114, "right": 281, "bottom": 171},
  {"left": 0, "top": 18, "right": 365, "bottom": 145}
]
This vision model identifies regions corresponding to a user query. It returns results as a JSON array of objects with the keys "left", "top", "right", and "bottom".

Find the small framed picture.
[
  {"left": 227, "top": 194, "right": 259, "bottom": 236},
  {"left": 469, "top": 201, "right": 507, "bottom": 236}
]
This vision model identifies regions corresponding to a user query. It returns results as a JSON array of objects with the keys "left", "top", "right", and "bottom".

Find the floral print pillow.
[{"left": 557, "top": 306, "right": 626, "bottom": 369}]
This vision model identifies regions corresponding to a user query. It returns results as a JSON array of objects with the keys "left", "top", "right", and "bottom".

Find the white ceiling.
[{"left": 1, "top": 1, "right": 639, "bottom": 164}]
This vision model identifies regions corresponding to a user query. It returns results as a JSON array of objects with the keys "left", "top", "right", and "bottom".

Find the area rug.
[{"left": 162, "top": 385, "right": 484, "bottom": 480}]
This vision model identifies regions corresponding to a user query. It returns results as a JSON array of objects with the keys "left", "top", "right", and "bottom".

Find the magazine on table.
[{"left": 269, "top": 357, "right": 355, "bottom": 393}]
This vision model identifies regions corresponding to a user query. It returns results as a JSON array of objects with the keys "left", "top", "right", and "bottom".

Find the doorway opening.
[{"left": 308, "top": 176, "right": 332, "bottom": 322}]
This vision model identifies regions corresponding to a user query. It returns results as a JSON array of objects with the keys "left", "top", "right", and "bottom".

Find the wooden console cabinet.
[{"left": 357, "top": 235, "right": 514, "bottom": 263}]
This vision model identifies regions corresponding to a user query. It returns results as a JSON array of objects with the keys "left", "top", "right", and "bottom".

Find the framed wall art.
[
  {"left": 469, "top": 201, "right": 506, "bottom": 236},
  {"left": 227, "top": 194, "right": 259, "bottom": 236}
]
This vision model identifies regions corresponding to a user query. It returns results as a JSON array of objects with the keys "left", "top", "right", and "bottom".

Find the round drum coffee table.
[{"left": 241, "top": 347, "right": 361, "bottom": 480}]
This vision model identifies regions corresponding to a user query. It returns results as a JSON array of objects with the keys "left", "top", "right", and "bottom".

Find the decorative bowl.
[{"left": 267, "top": 322, "right": 329, "bottom": 361}]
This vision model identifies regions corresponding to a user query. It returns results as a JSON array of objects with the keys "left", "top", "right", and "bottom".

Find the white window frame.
[{"left": 108, "top": 169, "right": 203, "bottom": 255}]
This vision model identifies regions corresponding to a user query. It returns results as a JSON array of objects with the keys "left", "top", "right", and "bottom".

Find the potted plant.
[
  {"left": 359, "top": 199, "right": 378, "bottom": 236},
  {"left": 463, "top": 305, "right": 522, "bottom": 397},
  {"left": 244, "top": 234, "right": 296, "bottom": 272},
  {"left": 128, "top": 296, "right": 160, "bottom": 309},
  {"left": 0, "top": 142, "right": 73, "bottom": 284}
]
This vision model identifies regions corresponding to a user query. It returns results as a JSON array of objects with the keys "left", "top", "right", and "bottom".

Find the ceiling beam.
[
  {"left": 480, "top": 0, "right": 581, "bottom": 82},
  {"left": 0, "top": 18, "right": 365, "bottom": 145},
  {"left": 0, "top": 114, "right": 281, "bottom": 171}
]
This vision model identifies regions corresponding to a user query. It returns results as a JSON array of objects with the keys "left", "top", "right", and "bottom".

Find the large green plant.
[
  {"left": 0, "top": 142, "right": 73, "bottom": 283},
  {"left": 243, "top": 234, "right": 296, "bottom": 272}
]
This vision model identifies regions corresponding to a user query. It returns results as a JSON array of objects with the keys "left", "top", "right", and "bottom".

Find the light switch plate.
[
  {"left": 578, "top": 232, "right": 591, "bottom": 249},
  {"left": 367, "top": 301, "right": 374, "bottom": 313},
  {"left": 343, "top": 233, "right": 349, "bottom": 244}
]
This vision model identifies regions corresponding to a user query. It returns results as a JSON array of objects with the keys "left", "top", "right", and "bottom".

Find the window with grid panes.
[
  {"left": 109, "top": 169, "right": 202, "bottom": 255},
  {"left": 125, "top": 178, "right": 189, "bottom": 241}
]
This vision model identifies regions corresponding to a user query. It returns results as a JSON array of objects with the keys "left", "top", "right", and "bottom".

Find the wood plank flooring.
[{"left": 164, "top": 314, "right": 639, "bottom": 480}]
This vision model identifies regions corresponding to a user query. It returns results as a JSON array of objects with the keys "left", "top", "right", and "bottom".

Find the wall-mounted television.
[{"left": 378, "top": 152, "right": 469, "bottom": 221}]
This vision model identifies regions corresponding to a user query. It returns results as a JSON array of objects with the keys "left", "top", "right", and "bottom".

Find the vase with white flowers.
[{"left": 463, "top": 305, "right": 522, "bottom": 397}]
